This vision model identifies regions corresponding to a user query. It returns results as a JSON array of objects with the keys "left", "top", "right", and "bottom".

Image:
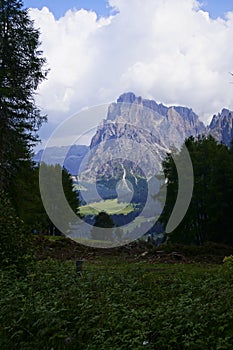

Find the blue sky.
[
  {"left": 24, "top": 0, "right": 233, "bottom": 19},
  {"left": 203, "top": 0, "right": 233, "bottom": 18},
  {"left": 23, "top": 0, "right": 114, "bottom": 18}
]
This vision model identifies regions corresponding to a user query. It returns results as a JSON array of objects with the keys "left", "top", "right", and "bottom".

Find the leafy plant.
[
  {"left": 0, "top": 191, "right": 33, "bottom": 273},
  {"left": 223, "top": 255, "right": 233, "bottom": 268},
  {"left": 0, "top": 258, "right": 233, "bottom": 349}
]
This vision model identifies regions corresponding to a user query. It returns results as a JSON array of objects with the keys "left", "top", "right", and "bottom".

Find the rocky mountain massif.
[
  {"left": 80, "top": 92, "right": 206, "bottom": 181},
  {"left": 208, "top": 108, "right": 233, "bottom": 146},
  {"left": 35, "top": 92, "right": 233, "bottom": 178}
]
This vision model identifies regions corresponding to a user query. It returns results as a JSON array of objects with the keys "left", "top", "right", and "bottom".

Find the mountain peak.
[
  {"left": 35, "top": 92, "right": 233, "bottom": 178},
  {"left": 208, "top": 108, "right": 233, "bottom": 146},
  {"left": 117, "top": 92, "right": 137, "bottom": 104},
  {"left": 221, "top": 108, "right": 231, "bottom": 116}
]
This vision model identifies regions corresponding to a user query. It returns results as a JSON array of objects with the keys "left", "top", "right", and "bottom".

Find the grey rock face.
[
  {"left": 81, "top": 92, "right": 206, "bottom": 180},
  {"left": 208, "top": 108, "right": 233, "bottom": 147},
  {"left": 91, "top": 93, "right": 206, "bottom": 149},
  {"left": 34, "top": 93, "right": 233, "bottom": 180}
]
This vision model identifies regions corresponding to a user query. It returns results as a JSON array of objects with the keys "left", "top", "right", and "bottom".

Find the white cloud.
[{"left": 30, "top": 0, "right": 233, "bottom": 139}]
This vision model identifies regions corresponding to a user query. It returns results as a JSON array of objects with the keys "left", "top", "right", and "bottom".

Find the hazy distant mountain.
[{"left": 34, "top": 144, "right": 89, "bottom": 175}]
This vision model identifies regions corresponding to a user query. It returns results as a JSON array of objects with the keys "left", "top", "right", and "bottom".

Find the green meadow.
[{"left": 78, "top": 198, "right": 135, "bottom": 216}]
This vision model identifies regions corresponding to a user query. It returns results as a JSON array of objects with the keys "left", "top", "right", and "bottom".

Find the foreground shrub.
[
  {"left": 0, "top": 191, "right": 33, "bottom": 273},
  {"left": 223, "top": 255, "right": 233, "bottom": 268},
  {"left": 0, "top": 259, "right": 233, "bottom": 349}
]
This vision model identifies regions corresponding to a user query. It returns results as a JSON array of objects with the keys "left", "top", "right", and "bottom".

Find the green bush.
[
  {"left": 0, "top": 191, "right": 33, "bottom": 272},
  {"left": 223, "top": 255, "right": 233, "bottom": 268}
]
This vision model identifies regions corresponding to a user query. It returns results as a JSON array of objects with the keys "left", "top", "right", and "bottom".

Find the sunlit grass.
[{"left": 78, "top": 198, "right": 135, "bottom": 215}]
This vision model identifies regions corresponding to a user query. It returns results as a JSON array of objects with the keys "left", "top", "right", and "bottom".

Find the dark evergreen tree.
[
  {"left": 62, "top": 167, "right": 80, "bottom": 215},
  {"left": 91, "top": 211, "right": 115, "bottom": 241},
  {"left": 0, "top": 191, "right": 33, "bottom": 272},
  {"left": 207, "top": 141, "right": 233, "bottom": 244},
  {"left": 9, "top": 161, "right": 48, "bottom": 230},
  {"left": 160, "top": 135, "right": 233, "bottom": 245},
  {"left": 0, "top": 0, "right": 47, "bottom": 191},
  {"left": 39, "top": 163, "right": 80, "bottom": 235}
]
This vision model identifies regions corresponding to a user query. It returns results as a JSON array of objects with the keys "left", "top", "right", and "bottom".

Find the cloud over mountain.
[{"left": 30, "top": 0, "right": 233, "bottom": 136}]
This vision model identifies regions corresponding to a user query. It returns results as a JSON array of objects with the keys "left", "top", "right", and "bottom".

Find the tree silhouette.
[
  {"left": 160, "top": 135, "right": 233, "bottom": 245},
  {"left": 91, "top": 211, "right": 115, "bottom": 242},
  {"left": 0, "top": 0, "right": 47, "bottom": 191}
]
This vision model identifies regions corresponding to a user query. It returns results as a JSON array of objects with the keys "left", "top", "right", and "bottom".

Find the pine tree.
[
  {"left": 0, "top": 190, "right": 33, "bottom": 272},
  {"left": 91, "top": 211, "right": 115, "bottom": 242},
  {"left": 160, "top": 136, "right": 233, "bottom": 245},
  {"left": 39, "top": 163, "right": 80, "bottom": 235},
  {"left": 9, "top": 163, "right": 50, "bottom": 232},
  {"left": 0, "top": 0, "right": 47, "bottom": 191}
]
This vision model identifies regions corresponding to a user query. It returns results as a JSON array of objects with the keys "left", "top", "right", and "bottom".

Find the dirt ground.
[{"left": 33, "top": 235, "right": 233, "bottom": 264}]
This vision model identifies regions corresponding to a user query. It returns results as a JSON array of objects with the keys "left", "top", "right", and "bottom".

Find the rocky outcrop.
[
  {"left": 91, "top": 92, "right": 206, "bottom": 150},
  {"left": 208, "top": 108, "right": 233, "bottom": 147},
  {"left": 34, "top": 93, "right": 233, "bottom": 179},
  {"left": 81, "top": 92, "right": 206, "bottom": 180}
]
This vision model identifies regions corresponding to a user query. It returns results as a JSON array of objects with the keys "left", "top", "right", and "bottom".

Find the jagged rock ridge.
[
  {"left": 34, "top": 93, "right": 233, "bottom": 178},
  {"left": 208, "top": 108, "right": 233, "bottom": 147},
  {"left": 81, "top": 92, "right": 206, "bottom": 180}
]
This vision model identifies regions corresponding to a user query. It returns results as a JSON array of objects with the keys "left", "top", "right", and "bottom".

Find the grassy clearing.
[
  {"left": 0, "top": 256, "right": 233, "bottom": 349},
  {"left": 78, "top": 198, "right": 135, "bottom": 215}
]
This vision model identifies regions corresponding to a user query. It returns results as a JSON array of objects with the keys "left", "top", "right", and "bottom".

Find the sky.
[
  {"left": 23, "top": 0, "right": 233, "bottom": 20},
  {"left": 23, "top": 0, "right": 233, "bottom": 147},
  {"left": 24, "top": 0, "right": 115, "bottom": 18}
]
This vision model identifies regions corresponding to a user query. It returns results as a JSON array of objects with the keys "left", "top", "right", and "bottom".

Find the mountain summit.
[
  {"left": 91, "top": 92, "right": 206, "bottom": 149},
  {"left": 81, "top": 92, "right": 206, "bottom": 180},
  {"left": 208, "top": 108, "right": 233, "bottom": 146},
  {"left": 35, "top": 93, "right": 233, "bottom": 177}
]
